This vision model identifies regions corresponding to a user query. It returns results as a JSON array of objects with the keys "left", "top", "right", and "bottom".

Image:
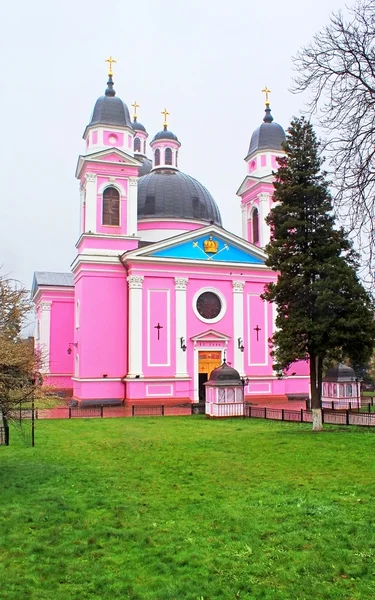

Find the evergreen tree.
[{"left": 262, "top": 117, "right": 375, "bottom": 431}]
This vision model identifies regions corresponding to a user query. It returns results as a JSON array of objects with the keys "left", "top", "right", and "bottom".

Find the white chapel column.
[
  {"left": 127, "top": 177, "right": 138, "bottom": 236},
  {"left": 39, "top": 301, "right": 52, "bottom": 373},
  {"left": 127, "top": 275, "right": 144, "bottom": 376},
  {"left": 232, "top": 281, "right": 245, "bottom": 375},
  {"left": 84, "top": 173, "right": 97, "bottom": 233},
  {"left": 258, "top": 192, "right": 271, "bottom": 247},
  {"left": 175, "top": 277, "right": 188, "bottom": 377}
]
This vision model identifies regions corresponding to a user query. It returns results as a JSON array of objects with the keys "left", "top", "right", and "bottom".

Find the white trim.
[
  {"left": 127, "top": 275, "right": 144, "bottom": 376},
  {"left": 39, "top": 301, "right": 52, "bottom": 373},
  {"left": 175, "top": 277, "right": 188, "bottom": 377},
  {"left": 72, "top": 377, "right": 122, "bottom": 382},
  {"left": 75, "top": 299, "right": 80, "bottom": 329},
  {"left": 122, "top": 376, "right": 191, "bottom": 382},
  {"left": 248, "top": 382, "right": 272, "bottom": 394},
  {"left": 147, "top": 289, "right": 171, "bottom": 367},
  {"left": 232, "top": 281, "right": 245, "bottom": 375},
  {"left": 192, "top": 287, "right": 227, "bottom": 324},
  {"left": 247, "top": 293, "right": 268, "bottom": 366},
  {"left": 97, "top": 180, "right": 126, "bottom": 196}
]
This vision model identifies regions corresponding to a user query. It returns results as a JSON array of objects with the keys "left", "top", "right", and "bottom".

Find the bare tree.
[{"left": 292, "top": 0, "right": 375, "bottom": 270}]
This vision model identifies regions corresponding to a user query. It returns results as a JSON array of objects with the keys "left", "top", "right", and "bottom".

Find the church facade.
[{"left": 32, "top": 67, "right": 309, "bottom": 406}]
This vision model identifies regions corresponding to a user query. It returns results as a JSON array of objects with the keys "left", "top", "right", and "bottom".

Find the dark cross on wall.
[
  {"left": 254, "top": 325, "right": 261, "bottom": 342},
  {"left": 154, "top": 322, "right": 163, "bottom": 340}
]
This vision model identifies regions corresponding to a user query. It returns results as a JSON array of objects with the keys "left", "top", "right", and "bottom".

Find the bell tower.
[{"left": 237, "top": 88, "right": 286, "bottom": 248}]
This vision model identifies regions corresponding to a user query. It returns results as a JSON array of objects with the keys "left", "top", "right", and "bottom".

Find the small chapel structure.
[{"left": 31, "top": 60, "right": 309, "bottom": 406}]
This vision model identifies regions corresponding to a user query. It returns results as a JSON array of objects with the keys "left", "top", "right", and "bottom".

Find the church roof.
[
  {"left": 206, "top": 361, "right": 242, "bottom": 386},
  {"left": 137, "top": 169, "right": 222, "bottom": 225},
  {"left": 323, "top": 363, "right": 356, "bottom": 382},
  {"left": 247, "top": 106, "right": 285, "bottom": 158},
  {"left": 32, "top": 272, "right": 74, "bottom": 298},
  {"left": 88, "top": 76, "right": 132, "bottom": 129},
  {"left": 151, "top": 128, "right": 179, "bottom": 143},
  {"left": 137, "top": 155, "right": 153, "bottom": 177}
]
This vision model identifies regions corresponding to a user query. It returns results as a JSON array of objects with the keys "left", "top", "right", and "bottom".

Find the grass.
[{"left": 1, "top": 417, "right": 375, "bottom": 600}]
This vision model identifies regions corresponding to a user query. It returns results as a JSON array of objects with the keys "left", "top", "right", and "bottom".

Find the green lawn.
[{"left": 1, "top": 418, "right": 374, "bottom": 600}]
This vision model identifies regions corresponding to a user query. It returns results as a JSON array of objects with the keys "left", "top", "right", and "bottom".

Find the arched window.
[
  {"left": 143, "top": 140, "right": 146, "bottom": 154},
  {"left": 102, "top": 186, "right": 120, "bottom": 226},
  {"left": 175, "top": 150, "right": 178, "bottom": 168},
  {"left": 134, "top": 137, "right": 141, "bottom": 152},
  {"left": 165, "top": 147, "right": 172, "bottom": 165},
  {"left": 252, "top": 208, "right": 259, "bottom": 244},
  {"left": 154, "top": 148, "right": 160, "bottom": 166}
]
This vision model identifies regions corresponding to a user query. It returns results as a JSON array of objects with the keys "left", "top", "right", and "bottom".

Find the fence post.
[
  {"left": 161, "top": 405, "right": 165, "bottom": 416},
  {"left": 100, "top": 405, "right": 104, "bottom": 418},
  {"left": 264, "top": 407, "right": 267, "bottom": 419},
  {"left": 331, "top": 401, "right": 334, "bottom": 410},
  {"left": 131, "top": 405, "right": 135, "bottom": 417},
  {"left": 346, "top": 410, "right": 349, "bottom": 425},
  {"left": 282, "top": 408, "right": 284, "bottom": 421},
  {"left": 368, "top": 403, "right": 371, "bottom": 414},
  {"left": 4, "top": 419, "right": 9, "bottom": 446},
  {"left": 69, "top": 406, "right": 71, "bottom": 419},
  {"left": 322, "top": 408, "right": 325, "bottom": 424},
  {"left": 301, "top": 408, "right": 303, "bottom": 423},
  {"left": 249, "top": 405, "right": 251, "bottom": 418}
]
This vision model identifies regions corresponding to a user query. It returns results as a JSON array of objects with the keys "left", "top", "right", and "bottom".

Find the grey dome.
[
  {"left": 137, "top": 156, "right": 153, "bottom": 177},
  {"left": 324, "top": 363, "right": 356, "bottom": 382},
  {"left": 247, "top": 106, "right": 285, "bottom": 157},
  {"left": 152, "top": 127, "right": 179, "bottom": 142},
  {"left": 207, "top": 361, "right": 242, "bottom": 385},
  {"left": 137, "top": 169, "right": 222, "bottom": 225},
  {"left": 89, "top": 77, "right": 132, "bottom": 128},
  {"left": 132, "top": 119, "right": 147, "bottom": 133}
]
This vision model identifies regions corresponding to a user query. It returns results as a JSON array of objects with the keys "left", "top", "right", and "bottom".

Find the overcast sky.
[{"left": 0, "top": 0, "right": 346, "bottom": 292}]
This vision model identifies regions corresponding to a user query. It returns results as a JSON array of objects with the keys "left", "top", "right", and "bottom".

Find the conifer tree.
[{"left": 262, "top": 117, "right": 375, "bottom": 431}]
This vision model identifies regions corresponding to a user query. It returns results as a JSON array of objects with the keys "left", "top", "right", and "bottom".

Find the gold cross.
[
  {"left": 132, "top": 101, "right": 140, "bottom": 120},
  {"left": 161, "top": 107, "right": 169, "bottom": 128},
  {"left": 262, "top": 86, "right": 271, "bottom": 106},
  {"left": 105, "top": 56, "right": 117, "bottom": 76}
]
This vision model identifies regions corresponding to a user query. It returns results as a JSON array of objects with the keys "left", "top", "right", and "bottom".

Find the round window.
[{"left": 196, "top": 291, "right": 222, "bottom": 320}]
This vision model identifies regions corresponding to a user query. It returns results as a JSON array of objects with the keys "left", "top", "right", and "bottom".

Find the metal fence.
[{"left": 244, "top": 404, "right": 375, "bottom": 427}]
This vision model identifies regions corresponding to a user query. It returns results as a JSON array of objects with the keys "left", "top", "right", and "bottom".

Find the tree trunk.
[{"left": 310, "top": 353, "right": 323, "bottom": 431}]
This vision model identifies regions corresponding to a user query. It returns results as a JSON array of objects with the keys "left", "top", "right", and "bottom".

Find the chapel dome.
[
  {"left": 323, "top": 363, "right": 356, "bottom": 382},
  {"left": 247, "top": 105, "right": 285, "bottom": 158},
  {"left": 137, "top": 169, "right": 222, "bottom": 225},
  {"left": 89, "top": 76, "right": 132, "bottom": 128},
  {"left": 208, "top": 361, "right": 242, "bottom": 384}
]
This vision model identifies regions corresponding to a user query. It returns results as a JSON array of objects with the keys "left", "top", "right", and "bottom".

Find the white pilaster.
[
  {"left": 258, "top": 192, "right": 271, "bottom": 247},
  {"left": 241, "top": 204, "right": 247, "bottom": 241},
  {"left": 127, "top": 275, "right": 144, "bottom": 376},
  {"left": 175, "top": 277, "right": 188, "bottom": 377},
  {"left": 232, "top": 281, "right": 245, "bottom": 375},
  {"left": 128, "top": 177, "right": 138, "bottom": 236},
  {"left": 84, "top": 172, "right": 97, "bottom": 233},
  {"left": 39, "top": 301, "right": 52, "bottom": 373}
]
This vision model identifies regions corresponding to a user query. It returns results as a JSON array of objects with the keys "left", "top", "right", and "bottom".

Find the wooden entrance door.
[{"left": 198, "top": 351, "right": 221, "bottom": 402}]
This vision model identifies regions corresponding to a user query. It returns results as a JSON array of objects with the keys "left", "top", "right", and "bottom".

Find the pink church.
[{"left": 32, "top": 69, "right": 309, "bottom": 407}]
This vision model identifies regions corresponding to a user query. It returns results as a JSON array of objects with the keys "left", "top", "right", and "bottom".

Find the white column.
[
  {"left": 84, "top": 172, "right": 97, "bottom": 233},
  {"left": 39, "top": 301, "right": 52, "bottom": 373},
  {"left": 258, "top": 192, "right": 271, "bottom": 247},
  {"left": 241, "top": 204, "right": 247, "bottom": 240},
  {"left": 127, "top": 275, "right": 144, "bottom": 376},
  {"left": 127, "top": 177, "right": 138, "bottom": 236},
  {"left": 175, "top": 277, "right": 188, "bottom": 377},
  {"left": 232, "top": 281, "right": 245, "bottom": 375}
]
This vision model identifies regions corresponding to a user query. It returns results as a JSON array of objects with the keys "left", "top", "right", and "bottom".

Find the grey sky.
[{"left": 1, "top": 0, "right": 345, "bottom": 292}]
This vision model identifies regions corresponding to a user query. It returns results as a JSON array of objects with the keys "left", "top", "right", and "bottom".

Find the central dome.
[{"left": 137, "top": 170, "right": 222, "bottom": 225}]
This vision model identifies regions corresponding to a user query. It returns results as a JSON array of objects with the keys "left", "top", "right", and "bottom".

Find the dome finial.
[
  {"left": 132, "top": 100, "right": 140, "bottom": 122},
  {"left": 105, "top": 55, "right": 117, "bottom": 77},
  {"left": 262, "top": 85, "right": 271, "bottom": 107},
  {"left": 161, "top": 107, "right": 170, "bottom": 131},
  {"left": 104, "top": 56, "right": 117, "bottom": 98}
]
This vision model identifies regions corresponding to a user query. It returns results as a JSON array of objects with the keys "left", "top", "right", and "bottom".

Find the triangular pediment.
[
  {"left": 236, "top": 173, "right": 274, "bottom": 196},
  {"left": 75, "top": 148, "right": 141, "bottom": 178},
  {"left": 122, "top": 225, "right": 267, "bottom": 266},
  {"left": 191, "top": 329, "right": 231, "bottom": 342}
]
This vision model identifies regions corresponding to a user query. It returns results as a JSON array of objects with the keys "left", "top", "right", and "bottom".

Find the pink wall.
[
  {"left": 50, "top": 299, "right": 74, "bottom": 376},
  {"left": 142, "top": 278, "right": 175, "bottom": 377},
  {"left": 74, "top": 264, "right": 127, "bottom": 381},
  {"left": 103, "top": 131, "right": 124, "bottom": 146}
]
